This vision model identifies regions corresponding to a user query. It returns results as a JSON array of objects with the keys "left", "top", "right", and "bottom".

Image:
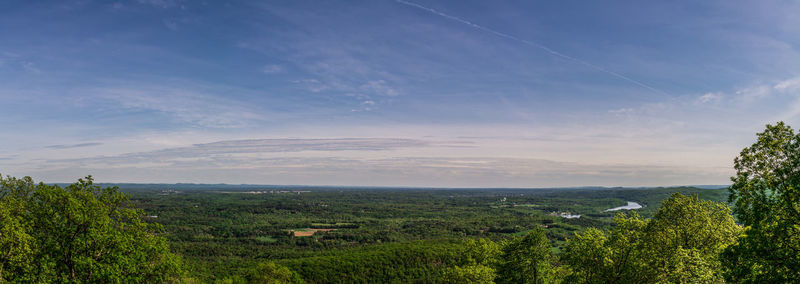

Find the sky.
[{"left": 1, "top": 0, "right": 799, "bottom": 187}]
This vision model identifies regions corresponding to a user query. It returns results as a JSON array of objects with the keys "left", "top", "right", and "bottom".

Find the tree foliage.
[
  {"left": 246, "top": 261, "right": 304, "bottom": 284},
  {"left": 563, "top": 193, "right": 740, "bottom": 283},
  {"left": 442, "top": 238, "right": 501, "bottom": 283},
  {"left": 497, "top": 228, "right": 555, "bottom": 284},
  {"left": 442, "top": 264, "right": 497, "bottom": 284},
  {"left": 723, "top": 122, "right": 800, "bottom": 282},
  {"left": 562, "top": 214, "right": 647, "bottom": 283},
  {"left": 0, "top": 175, "right": 182, "bottom": 283},
  {"left": 0, "top": 176, "right": 35, "bottom": 282},
  {"left": 2, "top": 172, "right": 753, "bottom": 283}
]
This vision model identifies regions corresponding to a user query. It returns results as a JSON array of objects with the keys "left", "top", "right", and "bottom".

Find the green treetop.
[
  {"left": 723, "top": 122, "right": 800, "bottom": 283},
  {"left": 0, "top": 175, "right": 182, "bottom": 283},
  {"left": 563, "top": 193, "right": 740, "bottom": 284}
]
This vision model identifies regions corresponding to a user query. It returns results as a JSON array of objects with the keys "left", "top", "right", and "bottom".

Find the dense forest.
[{"left": 2, "top": 123, "right": 800, "bottom": 283}]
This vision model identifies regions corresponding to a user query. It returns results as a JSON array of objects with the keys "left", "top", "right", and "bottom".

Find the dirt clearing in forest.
[{"left": 290, "top": 228, "right": 336, "bottom": 237}]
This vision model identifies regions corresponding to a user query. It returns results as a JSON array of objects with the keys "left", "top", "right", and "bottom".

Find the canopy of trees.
[
  {"left": 0, "top": 175, "right": 182, "bottom": 282},
  {"left": 497, "top": 229, "right": 557, "bottom": 284},
  {"left": 563, "top": 193, "right": 740, "bottom": 283},
  {"left": 723, "top": 122, "right": 800, "bottom": 282}
]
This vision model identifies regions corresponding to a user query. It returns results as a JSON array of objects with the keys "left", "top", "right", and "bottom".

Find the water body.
[
  {"left": 559, "top": 213, "right": 581, "bottom": 219},
  {"left": 605, "top": 201, "right": 642, "bottom": 212}
]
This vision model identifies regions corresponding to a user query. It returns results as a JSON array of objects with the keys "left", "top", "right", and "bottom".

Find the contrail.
[{"left": 395, "top": 0, "right": 669, "bottom": 97}]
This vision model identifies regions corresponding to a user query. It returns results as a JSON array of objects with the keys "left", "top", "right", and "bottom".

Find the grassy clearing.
[{"left": 255, "top": 236, "right": 277, "bottom": 243}]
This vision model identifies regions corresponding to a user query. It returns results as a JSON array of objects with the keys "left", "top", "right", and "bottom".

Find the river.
[{"left": 605, "top": 201, "right": 642, "bottom": 212}]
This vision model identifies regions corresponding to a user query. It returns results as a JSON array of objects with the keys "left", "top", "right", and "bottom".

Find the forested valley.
[{"left": 2, "top": 123, "right": 800, "bottom": 283}]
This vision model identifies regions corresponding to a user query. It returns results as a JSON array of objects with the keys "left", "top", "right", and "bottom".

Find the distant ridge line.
[{"left": 48, "top": 183, "right": 730, "bottom": 191}]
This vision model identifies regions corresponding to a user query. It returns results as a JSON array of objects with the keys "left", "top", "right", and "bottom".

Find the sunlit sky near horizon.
[{"left": 1, "top": 0, "right": 800, "bottom": 187}]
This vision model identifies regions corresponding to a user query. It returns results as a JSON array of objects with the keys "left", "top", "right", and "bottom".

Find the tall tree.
[
  {"left": 643, "top": 193, "right": 739, "bottom": 283},
  {"left": 497, "top": 228, "right": 554, "bottom": 284},
  {"left": 723, "top": 122, "right": 800, "bottom": 282}
]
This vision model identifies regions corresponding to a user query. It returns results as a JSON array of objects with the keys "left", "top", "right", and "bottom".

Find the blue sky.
[{"left": 1, "top": 0, "right": 799, "bottom": 187}]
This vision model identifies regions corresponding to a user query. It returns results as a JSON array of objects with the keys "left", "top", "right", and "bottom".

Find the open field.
[{"left": 290, "top": 228, "right": 337, "bottom": 237}]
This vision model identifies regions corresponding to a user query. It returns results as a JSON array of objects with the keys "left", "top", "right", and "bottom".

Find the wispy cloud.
[
  {"left": 261, "top": 64, "right": 284, "bottom": 74},
  {"left": 35, "top": 155, "right": 729, "bottom": 187},
  {"left": 20, "top": 133, "right": 730, "bottom": 187},
  {"left": 730, "top": 76, "right": 800, "bottom": 104},
  {"left": 236, "top": 6, "right": 406, "bottom": 110},
  {"left": 162, "top": 19, "right": 178, "bottom": 31},
  {"left": 596, "top": 75, "right": 800, "bottom": 151},
  {"left": 93, "top": 85, "right": 266, "bottom": 128},
  {"left": 393, "top": 0, "right": 669, "bottom": 98},
  {"left": 46, "top": 138, "right": 439, "bottom": 167},
  {"left": 137, "top": 0, "right": 181, "bottom": 9},
  {"left": 696, "top": 92, "right": 723, "bottom": 104},
  {"left": 46, "top": 142, "right": 103, "bottom": 149},
  {"left": 291, "top": 79, "right": 330, "bottom": 93},
  {"left": 21, "top": 61, "right": 41, "bottom": 73},
  {"left": 360, "top": 80, "right": 398, "bottom": 97},
  {"left": 774, "top": 76, "right": 800, "bottom": 91},
  {"left": 735, "top": 85, "right": 771, "bottom": 103}
]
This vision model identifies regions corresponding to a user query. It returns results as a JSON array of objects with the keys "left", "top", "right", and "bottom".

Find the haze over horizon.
[{"left": 2, "top": 0, "right": 799, "bottom": 187}]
